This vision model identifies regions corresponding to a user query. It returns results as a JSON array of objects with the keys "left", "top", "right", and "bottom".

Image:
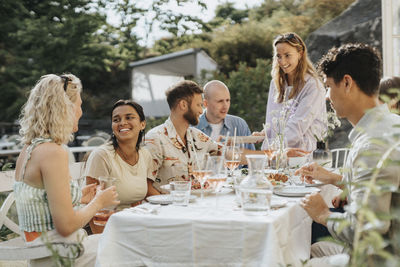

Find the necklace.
[{"left": 117, "top": 147, "right": 138, "bottom": 166}]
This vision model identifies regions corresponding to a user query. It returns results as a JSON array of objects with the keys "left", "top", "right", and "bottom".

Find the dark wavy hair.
[
  {"left": 165, "top": 80, "right": 203, "bottom": 109},
  {"left": 111, "top": 99, "right": 145, "bottom": 151},
  {"left": 318, "top": 43, "right": 382, "bottom": 96}
]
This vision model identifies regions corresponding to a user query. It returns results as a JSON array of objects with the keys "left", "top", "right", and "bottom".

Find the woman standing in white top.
[
  {"left": 259, "top": 32, "right": 327, "bottom": 151},
  {"left": 85, "top": 100, "right": 159, "bottom": 233}
]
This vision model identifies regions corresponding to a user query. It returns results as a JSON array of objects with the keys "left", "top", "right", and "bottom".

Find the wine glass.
[
  {"left": 94, "top": 176, "right": 117, "bottom": 227},
  {"left": 263, "top": 140, "right": 278, "bottom": 169},
  {"left": 225, "top": 143, "right": 242, "bottom": 178},
  {"left": 192, "top": 154, "right": 211, "bottom": 203},
  {"left": 207, "top": 155, "right": 228, "bottom": 207}
]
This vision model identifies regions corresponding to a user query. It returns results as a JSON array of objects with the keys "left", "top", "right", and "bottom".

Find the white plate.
[
  {"left": 146, "top": 194, "right": 197, "bottom": 205},
  {"left": 273, "top": 186, "right": 320, "bottom": 197},
  {"left": 225, "top": 135, "right": 265, "bottom": 144},
  {"left": 305, "top": 180, "right": 326, "bottom": 187},
  {"left": 160, "top": 184, "right": 214, "bottom": 195}
]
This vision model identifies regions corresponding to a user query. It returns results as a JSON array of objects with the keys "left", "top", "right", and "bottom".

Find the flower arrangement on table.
[
  {"left": 312, "top": 109, "right": 341, "bottom": 145},
  {"left": 264, "top": 97, "right": 297, "bottom": 170}
]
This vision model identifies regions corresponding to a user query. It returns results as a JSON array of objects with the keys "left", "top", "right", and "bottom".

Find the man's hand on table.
[
  {"left": 332, "top": 194, "right": 347, "bottom": 208},
  {"left": 300, "top": 193, "right": 331, "bottom": 226},
  {"left": 295, "top": 162, "right": 342, "bottom": 186}
]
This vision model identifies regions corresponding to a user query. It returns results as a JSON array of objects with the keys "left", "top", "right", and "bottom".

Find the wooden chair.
[
  {"left": 0, "top": 170, "right": 83, "bottom": 262},
  {"left": 331, "top": 148, "right": 350, "bottom": 169}
]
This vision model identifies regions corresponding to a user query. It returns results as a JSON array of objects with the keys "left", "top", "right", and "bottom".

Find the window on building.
[{"left": 382, "top": 0, "right": 400, "bottom": 76}]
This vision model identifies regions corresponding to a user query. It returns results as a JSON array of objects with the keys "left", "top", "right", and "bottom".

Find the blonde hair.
[
  {"left": 19, "top": 74, "right": 82, "bottom": 145},
  {"left": 272, "top": 32, "right": 318, "bottom": 103}
]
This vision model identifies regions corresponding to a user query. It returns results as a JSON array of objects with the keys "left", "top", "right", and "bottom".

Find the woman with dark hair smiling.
[{"left": 84, "top": 100, "right": 159, "bottom": 233}]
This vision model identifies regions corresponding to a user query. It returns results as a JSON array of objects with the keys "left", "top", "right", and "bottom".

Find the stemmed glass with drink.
[
  {"left": 225, "top": 143, "right": 242, "bottom": 178},
  {"left": 192, "top": 153, "right": 211, "bottom": 203},
  {"left": 207, "top": 155, "right": 228, "bottom": 207},
  {"left": 93, "top": 176, "right": 117, "bottom": 227},
  {"left": 263, "top": 141, "right": 277, "bottom": 169}
]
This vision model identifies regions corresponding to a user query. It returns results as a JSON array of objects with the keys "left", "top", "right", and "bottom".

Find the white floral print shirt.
[{"left": 145, "top": 117, "right": 221, "bottom": 191}]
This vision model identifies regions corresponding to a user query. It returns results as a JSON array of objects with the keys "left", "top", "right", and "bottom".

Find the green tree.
[
  {"left": 214, "top": 2, "right": 249, "bottom": 24},
  {"left": 0, "top": 0, "right": 213, "bottom": 124},
  {"left": 0, "top": 0, "right": 118, "bottom": 121}
]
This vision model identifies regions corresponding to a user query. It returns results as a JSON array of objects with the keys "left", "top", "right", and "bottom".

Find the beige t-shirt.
[{"left": 84, "top": 144, "right": 154, "bottom": 209}]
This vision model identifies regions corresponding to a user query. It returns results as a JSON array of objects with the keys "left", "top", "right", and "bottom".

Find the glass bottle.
[
  {"left": 239, "top": 155, "right": 273, "bottom": 215},
  {"left": 312, "top": 141, "right": 332, "bottom": 168}
]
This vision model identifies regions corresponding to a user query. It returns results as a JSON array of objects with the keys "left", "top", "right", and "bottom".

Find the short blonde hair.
[{"left": 19, "top": 74, "right": 82, "bottom": 145}]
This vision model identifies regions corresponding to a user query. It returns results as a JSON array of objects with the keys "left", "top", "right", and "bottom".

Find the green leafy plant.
[
  {"left": 348, "top": 138, "right": 400, "bottom": 266},
  {"left": 321, "top": 135, "right": 400, "bottom": 266},
  {"left": 313, "top": 109, "right": 341, "bottom": 144},
  {"left": 40, "top": 231, "right": 84, "bottom": 267}
]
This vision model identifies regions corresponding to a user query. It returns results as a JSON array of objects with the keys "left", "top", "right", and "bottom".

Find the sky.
[{"left": 107, "top": 0, "right": 264, "bottom": 46}]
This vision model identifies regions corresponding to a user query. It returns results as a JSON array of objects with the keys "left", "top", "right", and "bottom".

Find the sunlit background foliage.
[{"left": 0, "top": 0, "right": 355, "bottom": 131}]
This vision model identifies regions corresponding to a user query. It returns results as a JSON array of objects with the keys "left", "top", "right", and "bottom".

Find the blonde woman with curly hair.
[
  {"left": 14, "top": 74, "right": 119, "bottom": 266},
  {"left": 259, "top": 32, "right": 327, "bottom": 151}
]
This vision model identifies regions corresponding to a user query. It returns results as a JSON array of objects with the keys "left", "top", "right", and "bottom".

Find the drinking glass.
[
  {"left": 192, "top": 154, "right": 211, "bottom": 202},
  {"left": 76, "top": 175, "right": 86, "bottom": 190},
  {"left": 207, "top": 156, "right": 227, "bottom": 207},
  {"left": 269, "top": 136, "right": 288, "bottom": 170},
  {"left": 263, "top": 140, "right": 278, "bottom": 169},
  {"left": 73, "top": 175, "right": 87, "bottom": 209},
  {"left": 93, "top": 176, "right": 117, "bottom": 227},
  {"left": 225, "top": 144, "right": 242, "bottom": 178},
  {"left": 170, "top": 181, "right": 191, "bottom": 206}
]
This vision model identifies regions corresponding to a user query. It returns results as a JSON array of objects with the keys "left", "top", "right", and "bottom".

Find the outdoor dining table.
[{"left": 96, "top": 188, "right": 315, "bottom": 267}]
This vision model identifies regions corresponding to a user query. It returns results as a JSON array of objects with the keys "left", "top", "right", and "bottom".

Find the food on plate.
[
  {"left": 267, "top": 173, "right": 288, "bottom": 183},
  {"left": 191, "top": 179, "right": 210, "bottom": 190}
]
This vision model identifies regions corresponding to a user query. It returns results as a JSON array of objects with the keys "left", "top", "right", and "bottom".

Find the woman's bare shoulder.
[{"left": 33, "top": 142, "right": 68, "bottom": 160}]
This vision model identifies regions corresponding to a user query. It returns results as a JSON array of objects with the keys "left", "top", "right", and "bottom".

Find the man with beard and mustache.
[{"left": 145, "top": 80, "right": 222, "bottom": 192}]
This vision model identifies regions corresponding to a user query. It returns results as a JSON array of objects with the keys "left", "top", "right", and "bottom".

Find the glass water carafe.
[{"left": 239, "top": 155, "right": 273, "bottom": 215}]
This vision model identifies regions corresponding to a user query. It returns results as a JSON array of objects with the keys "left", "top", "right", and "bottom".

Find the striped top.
[{"left": 13, "top": 138, "right": 81, "bottom": 232}]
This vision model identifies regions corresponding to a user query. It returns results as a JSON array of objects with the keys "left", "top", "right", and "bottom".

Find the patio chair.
[
  {"left": 94, "top": 131, "right": 110, "bottom": 141},
  {"left": 6, "top": 135, "right": 22, "bottom": 150},
  {"left": 82, "top": 136, "right": 106, "bottom": 147},
  {"left": 331, "top": 148, "right": 349, "bottom": 169},
  {"left": 0, "top": 171, "right": 83, "bottom": 262}
]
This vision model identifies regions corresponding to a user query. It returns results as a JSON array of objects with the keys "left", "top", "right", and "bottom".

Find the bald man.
[{"left": 196, "top": 80, "right": 255, "bottom": 150}]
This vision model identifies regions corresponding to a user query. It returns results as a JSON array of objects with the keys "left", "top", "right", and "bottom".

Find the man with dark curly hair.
[{"left": 296, "top": 43, "right": 400, "bottom": 266}]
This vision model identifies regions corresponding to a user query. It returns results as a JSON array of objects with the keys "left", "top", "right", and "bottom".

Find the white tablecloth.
[{"left": 96, "top": 192, "right": 312, "bottom": 267}]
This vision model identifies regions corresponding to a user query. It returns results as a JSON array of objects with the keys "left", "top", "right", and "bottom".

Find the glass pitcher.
[{"left": 239, "top": 154, "right": 273, "bottom": 215}]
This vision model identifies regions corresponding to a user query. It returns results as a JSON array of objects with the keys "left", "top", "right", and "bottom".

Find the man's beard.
[{"left": 184, "top": 107, "right": 199, "bottom": 125}]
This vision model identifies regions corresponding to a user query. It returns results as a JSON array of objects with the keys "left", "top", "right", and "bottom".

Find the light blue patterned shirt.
[{"left": 196, "top": 112, "right": 255, "bottom": 150}]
